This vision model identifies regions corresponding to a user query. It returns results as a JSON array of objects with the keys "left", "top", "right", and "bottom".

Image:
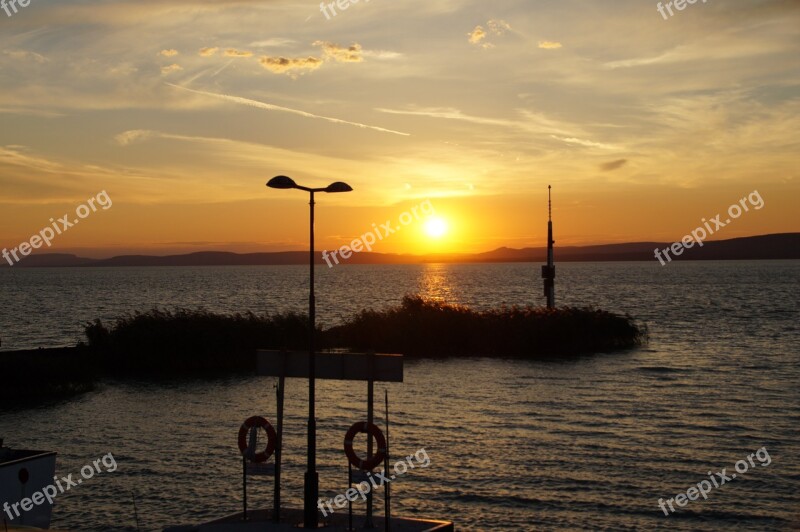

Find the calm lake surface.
[{"left": 1, "top": 261, "right": 799, "bottom": 531}]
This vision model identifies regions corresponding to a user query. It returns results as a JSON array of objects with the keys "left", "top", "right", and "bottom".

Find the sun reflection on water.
[{"left": 417, "top": 263, "right": 456, "bottom": 302}]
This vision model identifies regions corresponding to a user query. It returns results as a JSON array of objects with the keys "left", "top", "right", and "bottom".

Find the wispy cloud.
[
  {"left": 362, "top": 49, "right": 403, "bottom": 60},
  {"left": 488, "top": 20, "right": 511, "bottom": 35},
  {"left": 3, "top": 49, "right": 48, "bottom": 63},
  {"left": 114, "top": 130, "right": 155, "bottom": 146},
  {"left": 603, "top": 32, "right": 787, "bottom": 69},
  {"left": 376, "top": 106, "right": 609, "bottom": 148},
  {"left": 599, "top": 159, "right": 628, "bottom": 171},
  {"left": 249, "top": 38, "right": 295, "bottom": 48},
  {"left": 551, "top": 135, "right": 618, "bottom": 150},
  {"left": 0, "top": 145, "right": 63, "bottom": 173},
  {"left": 0, "top": 107, "right": 64, "bottom": 118},
  {"left": 161, "top": 63, "right": 183, "bottom": 75},
  {"left": 538, "top": 41, "right": 562, "bottom": 50},
  {"left": 166, "top": 83, "right": 410, "bottom": 136},
  {"left": 377, "top": 106, "right": 512, "bottom": 128}
]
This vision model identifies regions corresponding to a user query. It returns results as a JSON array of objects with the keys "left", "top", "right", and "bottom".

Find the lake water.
[{"left": 1, "top": 261, "right": 799, "bottom": 530}]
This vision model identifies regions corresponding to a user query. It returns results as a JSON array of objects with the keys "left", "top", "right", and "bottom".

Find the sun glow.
[{"left": 424, "top": 217, "right": 448, "bottom": 238}]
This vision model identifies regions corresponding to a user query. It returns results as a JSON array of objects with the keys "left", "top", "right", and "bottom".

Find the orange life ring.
[
  {"left": 238, "top": 416, "right": 277, "bottom": 463},
  {"left": 344, "top": 422, "right": 386, "bottom": 471}
]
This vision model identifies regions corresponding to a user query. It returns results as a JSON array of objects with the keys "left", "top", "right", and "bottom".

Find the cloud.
[
  {"left": 0, "top": 145, "right": 63, "bottom": 173},
  {"left": 198, "top": 47, "right": 219, "bottom": 57},
  {"left": 551, "top": 136, "right": 618, "bottom": 150},
  {"left": 3, "top": 50, "right": 48, "bottom": 63},
  {"left": 603, "top": 31, "right": 789, "bottom": 70},
  {"left": 599, "top": 159, "right": 628, "bottom": 171},
  {"left": 468, "top": 26, "right": 487, "bottom": 45},
  {"left": 257, "top": 42, "right": 372, "bottom": 77},
  {"left": 469, "top": 20, "right": 511, "bottom": 48},
  {"left": 538, "top": 41, "right": 562, "bottom": 50},
  {"left": 108, "top": 63, "right": 139, "bottom": 77},
  {"left": 166, "top": 83, "right": 410, "bottom": 136},
  {"left": 114, "top": 130, "right": 155, "bottom": 146},
  {"left": 224, "top": 48, "right": 253, "bottom": 58},
  {"left": 159, "top": 49, "right": 179, "bottom": 57},
  {"left": 377, "top": 106, "right": 513, "bottom": 128},
  {"left": 258, "top": 56, "right": 323, "bottom": 77},
  {"left": 313, "top": 41, "right": 363, "bottom": 63},
  {"left": 362, "top": 50, "right": 403, "bottom": 60},
  {"left": 249, "top": 38, "right": 295, "bottom": 48},
  {"left": 488, "top": 20, "right": 511, "bottom": 35},
  {"left": 378, "top": 106, "right": 576, "bottom": 136},
  {"left": 160, "top": 63, "right": 183, "bottom": 75},
  {"left": 0, "top": 107, "right": 64, "bottom": 118},
  {"left": 377, "top": 106, "right": 618, "bottom": 149}
]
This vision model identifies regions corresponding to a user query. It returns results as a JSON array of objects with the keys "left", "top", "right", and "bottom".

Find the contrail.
[
  {"left": 211, "top": 59, "right": 235, "bottom": 78},
  {"left": 182, "top": 65, "right": 216, "bottom": 86},
  {"left": 166, "top": 83, "right": 410, "bottom": 136}
]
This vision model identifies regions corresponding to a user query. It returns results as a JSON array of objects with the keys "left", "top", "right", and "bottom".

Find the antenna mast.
[{"left": 542, "top": 186, "right": 555, "bottom": 308}]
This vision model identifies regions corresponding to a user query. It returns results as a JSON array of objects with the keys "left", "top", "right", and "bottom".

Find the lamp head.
[
  {"left": 325, "top": 181, "right": 353, "bottom": 193},
  {"left": 267, "top": 175, "right": 297, "bottom": 189}
]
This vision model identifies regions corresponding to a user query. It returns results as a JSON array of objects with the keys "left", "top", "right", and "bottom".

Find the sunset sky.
[{"left": 1, "top": 0, "right": 798, "bottom": 258}]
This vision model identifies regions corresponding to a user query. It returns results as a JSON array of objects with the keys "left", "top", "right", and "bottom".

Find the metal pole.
[
  {"left": 384, "top": 390, "right": 391, "bottom": 532},
  {"left": 366, "top": 352, "right": 375, "bottom": 528},
  {"left": 132, "top": 491, "right": 141, "bottom": 531},
  {"left": 304, "top": 190, "right": 319, "bottom": 528},
  {"left": 348, "top": 466, "right": 353, "bottom": 531},
  {"left": 274, "top": 366, "right": 285, "bottom": 523},
  {"left": 242, "top": 456, "right": 248, "bottom": 521}
]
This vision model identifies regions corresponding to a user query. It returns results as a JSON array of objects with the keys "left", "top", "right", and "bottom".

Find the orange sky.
[{"left": 1, "top": 1, "right": 798, "bottom": 258}]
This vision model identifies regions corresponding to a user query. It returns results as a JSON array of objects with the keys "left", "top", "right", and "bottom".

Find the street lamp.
[{"left": 266, "top": 175, "right": 352, "bottom": 528}]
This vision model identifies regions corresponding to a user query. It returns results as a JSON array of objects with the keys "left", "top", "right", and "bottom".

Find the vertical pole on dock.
[
  {"left": 348, "top": 466, "right": 353, "bottom": 531},
  {"left": 274, "top": 353, "right": 286, "bottom": 523},
  {"left": 365, "top": 351, "right": 375, "bottom": 528},
  {"left": 384, "top": 389, "right": 391, "bottom": 532},
  {"left": 242, "top": 455, "right": 248, "bottom": 521}
]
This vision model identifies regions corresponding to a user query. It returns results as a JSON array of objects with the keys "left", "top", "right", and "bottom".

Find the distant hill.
[
  {"left": 0, "top": 253, "right": 97, "bottom": 267},
  {"left": 1, "top": 233, "right": 798, "bottom": 268},
  {"left": 470, "top": 233, "right": 800, "bottom": 262}
]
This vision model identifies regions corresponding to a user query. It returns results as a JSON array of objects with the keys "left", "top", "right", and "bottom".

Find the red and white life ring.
[
  {"left": 238, "top": 416, "right": 277, "bottom": 463},
  {"left": 343, "top": 422, "right": 387, "bottom": 471}
]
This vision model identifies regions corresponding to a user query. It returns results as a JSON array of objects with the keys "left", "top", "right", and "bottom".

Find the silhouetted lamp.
[
  {"left": 267, "top": 175, "right": 353, "bottom": 194},
  {"left": 266, "top": 175, "right": 297, "bottom": 189}
]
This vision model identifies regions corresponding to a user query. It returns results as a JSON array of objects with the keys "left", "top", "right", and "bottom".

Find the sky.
[{"left": 0, "top": 0, "right": 798, "bottom": 258}]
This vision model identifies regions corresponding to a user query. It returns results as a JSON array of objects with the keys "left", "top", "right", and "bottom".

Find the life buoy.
[
  {"left": 238, "top": 416, "right": 277, "bottom": 463},
  {"left": 343, "top": 422, "right": 387, "bottom": 471}
]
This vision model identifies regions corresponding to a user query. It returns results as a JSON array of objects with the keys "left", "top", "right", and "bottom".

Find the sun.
[{"left": 424, "top": 217, "right": 448, "bottom": 238}]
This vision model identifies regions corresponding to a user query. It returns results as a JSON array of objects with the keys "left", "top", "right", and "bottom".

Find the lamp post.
[{"left": 266, "top": 175, "right": 353, "bottom": 528}]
